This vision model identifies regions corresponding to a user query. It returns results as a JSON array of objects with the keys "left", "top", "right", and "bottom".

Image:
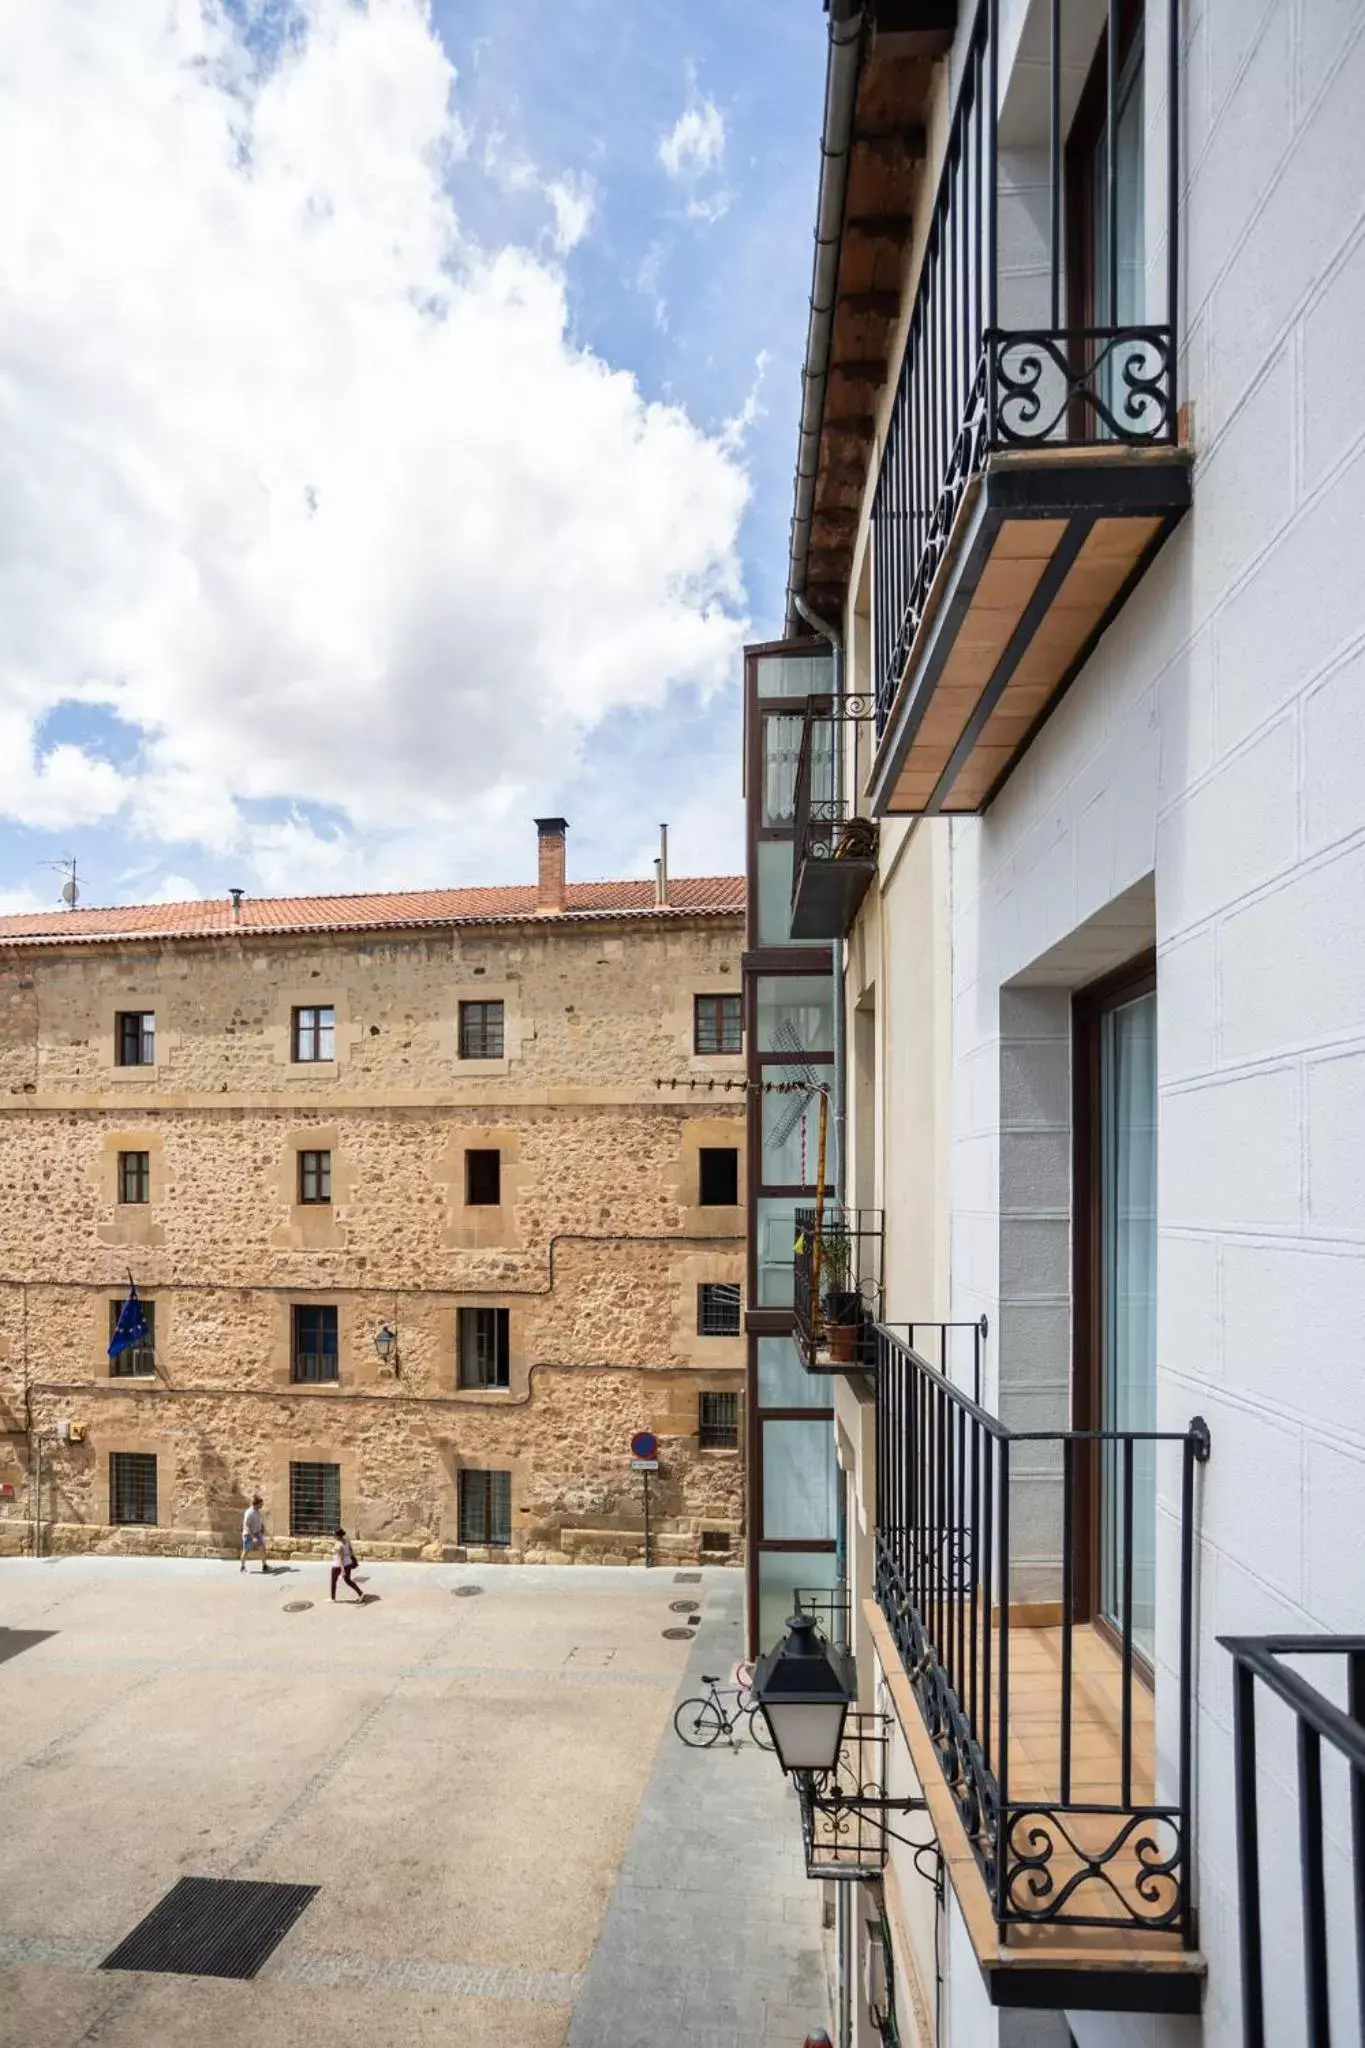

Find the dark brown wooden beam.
[
  {"left": 839, "top": 290, "right": 902, "bottom": 319},
  {"left": 812, "top": 506, "right": 859, "bottom": 537},
  {"left": 853, "top": 124, "right": 928, "bottom": 163},
  {"left": 821, "top": 458, "right": 872, "bottom": 487},
  {"left": 804, "top": 547, "right": 854, "bottom": 578},
  {"left": 829, "top": 359, "right": 888, "bottom": 386},
  {"left": 845, "top": 213, "right": 913, "bottom": 245},
  {"left": 822, "top": 413, "right": 877, "bottom": 440},
  {"left": 868, "top": 0, "right": 957, "bottom": 56}
]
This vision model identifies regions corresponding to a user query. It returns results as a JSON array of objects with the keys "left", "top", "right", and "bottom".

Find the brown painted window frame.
[
  {"left": 108, "top": 1297, "right": 156, "bottom": 1378},
  {"left": 117, "top": 1150, "right": 150, "bottom": 1205},
  {"left": 297, "top": 1148, "right": 331, "bottom": 1204},
  {"left": 694, "top": 992, "right": 742, "bottom": 1056},
  {"left": 291, "top": 1302, "right": 339, "bottom": 1383},
  {"left": 1071, "top": 946, "right": 1156, "bottom": 1656},
  {"left": 115, "top": 1011, "right": 155, "bottom": 1067},
  {"left": 458, "top": 1305, "right": 510, "bottom": 1389},
  {"left": 460, "top": 1467, "right": 512, "bottom": 1546},
  {"left": 291, "top": 1004, "right": 335, "bottom": 1063},
  {"left": 459, "top": 999, "right": 505, "bottom": 1061}
]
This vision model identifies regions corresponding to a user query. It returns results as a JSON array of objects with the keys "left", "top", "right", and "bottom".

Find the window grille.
[
  {"left": 291, "top": 1304, "right": 338, "bottom": 1382},
  {"left": 459, "top": 1000, "right": 505, "bottom": 1060},
  {"left": 459, "top": 1469, "right": 512, "bottom": 1547},
  {"left": 700, "top": 1530, "right": 732, "bottom": 1554},
  {"left": 297, "top": 1150, "right": 331, "bottom": 1204},
  {"left": 465, "top": 1149, "right": 501, "bottom": 1206},
  {"left": 698, "top": 1147, "right": 739, "bottom": 1206},
  {"left": 118, "top": 1151, "right": 151, "bottom": 1204},
  {"left": 289, "top": 1461, "right": 340, "bottom": 1536},
  {"left": 458, "top": 1307, "right": 510, "bottom": 1389},
  {"left": 699, "top": 1391, "right": 740, "bottom": 1450},
  {"left": 697, "top": 1282, "right": 742, "bottom": 1336},
  {"left": 694, "top": 993, "right": 742, "bottom": 1055},
  {"left": 109, "top": 1298, "right": 156, "bottom": 1378},
  {"left": 115, "top": 1012, "right": 155, "bottom": 1066},
  {"left": 110, "top": 1451, "right": 158, "bottom": 1525},
  {"left": 291, "top": 1006, "right": 335, "bottom": 1062}
]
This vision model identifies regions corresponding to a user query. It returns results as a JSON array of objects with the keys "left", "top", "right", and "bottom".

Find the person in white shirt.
[
  {"left": 240, "top": 1496, "right": 268, "bottom": 1573},
  {"left": 330, "top": 1528, "right": 362, "bottom": 1602}
]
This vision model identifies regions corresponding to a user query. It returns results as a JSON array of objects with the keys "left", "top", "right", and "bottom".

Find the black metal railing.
[
  {"left": 873, "top": 1323, "right": 1209, "bottom": 1938},
  {"left": 791, "top": 697, "right": 878, "bottom": 887},
  {"left": 794, "top": 1205, "right": 884, "bottom": 1371},
  {"left": 799, "top": 1711, "right": 894, "bottom": 1880},
  {"left": 871, "top": 0, "right": 1180, "bottom": 732},
  {"left": 795, "top": 1586, "right": 852, "bottom": 1650},
  {"left": 1220, "top": 1635, "right": 1365, "bottom": 2047}
]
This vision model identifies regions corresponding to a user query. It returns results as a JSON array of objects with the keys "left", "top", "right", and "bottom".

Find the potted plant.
[{"left": 818, "top": 1223, "right": 863, "bottom": 1363}]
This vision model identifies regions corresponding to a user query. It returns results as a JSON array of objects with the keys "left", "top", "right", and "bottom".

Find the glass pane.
[
  {"left": 755, "top": 1197, "right": 801, "bottom": 1307},
  {"left": 761, "top": 714, "right": 835, "bottom": 827},
  {"left": 763, "top": 1419, "right": 838, "bottom": 1543},
  {"left": 757, "top": 1549, "right": 840, "bottom": 1656},
  {"left": 755, "top": 976, "right": 834, "bottom": 1057},
  {"left": 754, "top": 652, "right": 833, "bottom": 699},
  {"left": 757, "top": 1336, "right": 827, "bottom": 1409},
  {"left": 756, "top": 840, "right": 825, "bottom": 950},
  {"left": 761, "top": 1082, "right": 825, "bottom": 1190},
  {"left": 1099, "top": 989, "right": 1157, "bottom": 1660}
]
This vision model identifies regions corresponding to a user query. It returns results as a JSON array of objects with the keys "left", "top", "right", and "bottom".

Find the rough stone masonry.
[{"left": 0, "top": 822, "right": 747, "bottom": 1568}]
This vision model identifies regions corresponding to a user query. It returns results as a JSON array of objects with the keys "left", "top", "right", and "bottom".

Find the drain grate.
[
  {"left": 673, "top": 1571, "right": 702, "bottom": 1584},
  {"left": 283, "top": 1601, "right": 313, "bottom": 1614},
  {"left": 102, "top": 1877, "right": 319, "bottom": 1981},
  {"left": 669, "top": 1600, "right": 700, "bottom": 1614},
  {"left": 450, "top": 1585, "right": 484, "bottom": 1598},
  {"left": 662, "top": 1627, "right": 696, "bottom": 1640}
]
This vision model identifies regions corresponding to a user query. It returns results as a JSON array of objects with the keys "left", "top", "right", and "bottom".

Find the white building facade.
[{"left": 758, "top": 0, "right": 1365, "bottom": 2043}]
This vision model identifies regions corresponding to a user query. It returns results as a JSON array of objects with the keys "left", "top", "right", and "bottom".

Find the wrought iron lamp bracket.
[{"left": 808, "top": 693, "right": 878, "bottom": 724}]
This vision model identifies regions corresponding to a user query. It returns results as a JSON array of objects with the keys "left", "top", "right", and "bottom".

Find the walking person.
[
  {"left": 331, "top": 1527, "right": 363, "bottom": 1602},
  {"left": 240, "top": 1494, "right": 268, "bottom": 1573}
]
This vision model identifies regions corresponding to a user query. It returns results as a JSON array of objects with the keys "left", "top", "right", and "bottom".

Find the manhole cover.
[
  {"left": 283, "top": 1601, "right": 313, "bottom": 1613},
  {"left": 102, "top": 1876, "right": 319, "bottom": 1981},
  {"left": 673, "top": 1571, "right": 702, "bottom": 1584},
  {"left": 669, "top": 1600, "right": 700, "bottom": 1614},
  {"left": 451, "top": 1586, "right": 483, "bottom": 1598},
  {"left": 662, "top": 1627, "right": 696, "bottom": 1640}
]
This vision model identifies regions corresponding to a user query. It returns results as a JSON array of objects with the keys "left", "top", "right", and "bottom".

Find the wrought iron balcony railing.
[
  {"left": 1219, "top": 1634, "right": 1365, "bottom": 2048},
  {"left": 790, "top": 697, "right": 877, "bottom": 940},
  {"left": 793, "top": 1206, "right": 884, "bottom": 1371},
  {"left": 873, "top": 1323, "right": 1210, "bottom": 1941},
  {"left": 794, "top": 1585, "right": 852, "bottom": 1650},
  {"left": 870, "top": 0, "right": 1181, "bottom": 737}
]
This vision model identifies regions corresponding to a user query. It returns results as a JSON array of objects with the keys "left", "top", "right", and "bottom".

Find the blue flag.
[{"left": 108, "top": 1282, "right": 150, "bottom": 1359}]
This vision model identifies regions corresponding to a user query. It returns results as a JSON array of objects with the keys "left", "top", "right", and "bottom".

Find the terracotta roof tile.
[{"left": 0, "top": 876, "right": 746, "bottom": 949}]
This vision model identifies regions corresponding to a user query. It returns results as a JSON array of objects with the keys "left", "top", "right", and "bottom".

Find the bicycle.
[{"left": 673, "top": 1669, "right": 774, "bottom": 1750}]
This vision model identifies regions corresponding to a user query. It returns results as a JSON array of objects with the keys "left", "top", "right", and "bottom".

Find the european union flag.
[{"left": 108, "top": 1282, "right": 149, "bottom": 1359}]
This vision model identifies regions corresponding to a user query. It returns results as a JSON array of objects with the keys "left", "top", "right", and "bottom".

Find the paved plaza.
[{"left": 0, "top": 1556, "right": 828, "bottom": 2047}]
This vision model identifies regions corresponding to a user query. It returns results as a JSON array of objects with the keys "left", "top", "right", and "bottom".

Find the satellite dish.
[{"left": 61, "top": 879, "right": 79, "bottom": 907}]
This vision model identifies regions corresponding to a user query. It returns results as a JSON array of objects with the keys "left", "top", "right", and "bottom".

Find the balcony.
[
  {"left": 793, "top": 1206, "right": 884, "bottom": 1372},
  {"left": 867, "top": 0, "right": 1192, "bottom": 818},
  {"left": 870, "top": 1324, "right": 1210, "bottom": 2013},
  {"left": 1219, "top": 1635, "right": 1365, "bottom": 2047},
  {"left": 790, "top": 700, "right": 878, "bottom": 941}
]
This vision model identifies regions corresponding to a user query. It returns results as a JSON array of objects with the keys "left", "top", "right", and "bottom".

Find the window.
[
  {"left": 698, "top": 1147, "right": 739, "bottom": 1207},
  {"left": 108, "top": 1298, "right": 156, "bottom": 1378},
  {"left": 459, "top": 1000, "right": 505, "bottom": 1060},
  {"left": 465, "top": 1149, "right": 501, "bottom": 1206},
  {"left": 115, "top": 1012, "right": 155, "bottom": 1066},
  {"left": 697, "top": 1282, "right": 741, "bottom": 1336},
  {"left": 110, "top": 1451, "right": 158, "bottom": 1525},
  {"left": 118, "top": 1151, "right": 150, "bottom": 1205},
  {"left": 699, "top": 1391, "right": 739, "bottom": 1450},
  {"left": 290, "top": 1460, "right": 341, "bottom": 1536},
  {"left": 292, "top": 1006, "right": 335, "bottom": 1062},
  {"left": 694, "top": 994, "right": 742, "bottom": 1055},
  {"left": 460, "top": 1468, "right": 512, "bottom": 1547},
  {"left": 458, "top": 1307, "right": 510, "bottom": 1389},
  {"left": 292, "top": 1304, "right": 338, "bottom": 1382},
  {"left": 700, "top": 1530, "right": 732, "bottom": 1555},
  {"left": 298, "top": 1149, "right": 331, "bottom": 1204}
]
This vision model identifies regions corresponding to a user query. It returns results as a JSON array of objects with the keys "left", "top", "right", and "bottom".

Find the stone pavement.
[{"left": 567, "top": 1574, "right": 831, "bottom": 2048}]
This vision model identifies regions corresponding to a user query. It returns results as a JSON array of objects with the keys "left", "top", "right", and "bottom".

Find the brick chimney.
[{"left": 534, "top": 817, "right": 568, "bottom": 913}]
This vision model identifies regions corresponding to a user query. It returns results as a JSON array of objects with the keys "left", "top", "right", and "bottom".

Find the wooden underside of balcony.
[
  {"left": 865, "top": 1599, "right": 1206, "bottom": 2014},
  {"left": 868, "top": 447, "right": 1193, "bottom": 819}
]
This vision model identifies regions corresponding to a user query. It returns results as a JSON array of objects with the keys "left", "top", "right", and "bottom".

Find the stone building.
[{"left": 0, "top": 820, "right": 747, "bottom": 1566}]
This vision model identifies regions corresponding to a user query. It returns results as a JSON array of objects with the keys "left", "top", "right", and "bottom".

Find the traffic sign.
[{"left": 630, "top": 1430, "right": 658, "bottom": 1460}]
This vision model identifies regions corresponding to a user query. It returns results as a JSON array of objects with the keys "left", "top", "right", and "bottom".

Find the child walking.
[{"left": 331, "top": 1527, "right": 363, "bottom": 1602}]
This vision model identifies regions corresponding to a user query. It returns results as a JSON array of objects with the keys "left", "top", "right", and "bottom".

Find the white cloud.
[
  {"left": 0, "top": 0, "right": 748, "bottom": 886},
  {"left": 658, "top": 97, "right": 726, "bottom": 182}
]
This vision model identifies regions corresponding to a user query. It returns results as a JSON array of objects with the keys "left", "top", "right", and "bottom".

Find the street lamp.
[
  {"left": 751, "top": 1611, "right": 855, "bottom": 1775},
  {"left": 373, "top": 1323, "right": 399, "bottom": 1371}
]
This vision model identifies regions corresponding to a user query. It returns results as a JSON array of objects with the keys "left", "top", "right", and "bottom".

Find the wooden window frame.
[
  {"left": 458, "top": 1306, "right": 510, "bottom": 1389},
  {"left": 117, "top": 1150, "right": 150, "bottom": 1205},
  {"left": 458, "top": 1000, "right": 505, "bottom": 1061},
  {"left": 459, "top": 1468, "right": 512, "bottom": 1547},
  {"left": 291, "top": 1005, "right": 336, "bottom": 1063},
  {"left": 291, "top": 1303, "right": 339, "bottom": 1383},
  {"left": 694, "top": 993, "right": 743, "bottom": 1056},
  {"left": 109, "top": 1298, "right": 156, "bottom": 1379},
  {"left": 115, "top": 1011, "right": 155, "bottom": 1067},
  {"left": 297, "top": 1149, "right": 332, "bottom": 1205}
]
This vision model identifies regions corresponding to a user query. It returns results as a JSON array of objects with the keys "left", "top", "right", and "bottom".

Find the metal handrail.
[
  {"left": 1219, "top": 1635, "right": 1365, "bottom": 2046},
  {"left": 874, "top": 1321, "right": 1209, "bottom": 1940}
]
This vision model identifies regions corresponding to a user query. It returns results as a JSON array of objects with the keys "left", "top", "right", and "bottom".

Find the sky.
[{"left": 0, "top": 0, "right": 826, "bottom": 913}]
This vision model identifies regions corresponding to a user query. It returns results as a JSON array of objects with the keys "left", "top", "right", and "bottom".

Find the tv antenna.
[{"left": 41, "top": 856, "right": 80, "bottom": 910}]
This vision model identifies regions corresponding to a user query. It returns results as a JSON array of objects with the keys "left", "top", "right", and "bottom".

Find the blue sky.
[{"left": 0, "top": 0, "right": 826, "bottom": 911}]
